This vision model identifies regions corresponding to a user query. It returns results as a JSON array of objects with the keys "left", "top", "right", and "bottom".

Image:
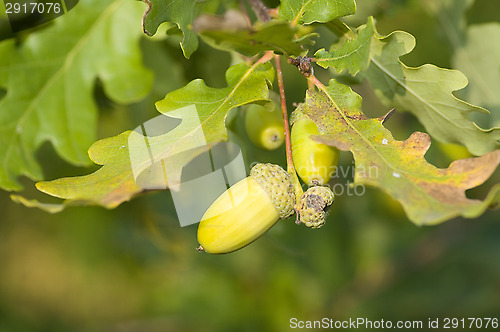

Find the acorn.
[
  {"left": 244, "top": 93, "right": 285, "bottom": 150},
  {"left": 295, "top": 186, "right": 334, "bottom": 228},
  {"left": 291, "top": 107, "right": 339, "bottom": 186},
  {"left": 197, "top": 163, "right": 295, "bottom": 254}
]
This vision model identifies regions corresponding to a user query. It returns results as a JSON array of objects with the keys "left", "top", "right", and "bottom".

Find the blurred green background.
[{"left": 1, "top": 0, "right": 499, "bottom": 331}]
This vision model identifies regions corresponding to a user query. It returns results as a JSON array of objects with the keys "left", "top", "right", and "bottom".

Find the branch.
[
  {"left": 274, "top": 55, "right": 292, "bottom": 172},
  {"left": 275, "top": 55, "right": 304, "bottom": 200}
]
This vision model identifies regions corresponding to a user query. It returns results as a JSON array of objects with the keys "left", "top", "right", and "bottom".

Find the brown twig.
[
  {"left": 274, "top": 55, "right": 293, "bottom": 173},
  {"left": 247, "top": 0, "right": 303, "bottom": 201},
  {"left": 275, "top": 55, "right": 304, "bottom": 200}
]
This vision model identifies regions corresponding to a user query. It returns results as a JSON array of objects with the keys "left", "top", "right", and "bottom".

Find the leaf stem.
[
  {"left": 256, "top": 50, "right": 275, "bottom": 64},
  {"left": 307, "top": 76, "right": 315, "bottom": 90},
  {"left": 309, "top": 74, "right": 326, "bottom": 90}
]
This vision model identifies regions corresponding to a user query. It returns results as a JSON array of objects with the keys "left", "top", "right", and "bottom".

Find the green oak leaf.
[
  {"left": 11, "top": 195, "right": 66, "bottom": 213},
  {"left": 279, "top": 0, "right": 356, "bottom": 25},
  {"left": 0, "top": 0, "right": 153, "bottom": 191},
  {"left": 315, "top": 17, "right": 374, "bottom": 75},
  {"left": 198, "top": 20, "right": 315, "bottom": 57},
  {"left": 365, "top": 27, "right": 500, "bottom": 156},
  {"left": 453, "top": 23, "right": 500, "bottom": 127},
  {"left": 26, "top": 62, "right": 274, "bottom": 210},
  {"left": 35, "top": 131, "right": 142, "bottom": 210},
  {"left": 303, "top": 79, "right": 500, "bottom": 225},
  {"left": 141, "top": 0, "right": 218, "bottom": 58}
]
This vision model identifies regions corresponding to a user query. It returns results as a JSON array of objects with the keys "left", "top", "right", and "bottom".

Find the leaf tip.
[{"left": 379, "top": 108, "right": 396, "bottom": 124}]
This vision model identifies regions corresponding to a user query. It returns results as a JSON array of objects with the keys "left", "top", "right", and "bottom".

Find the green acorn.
[
  {"left": 295, "top": 186, "right": 334, "bottom": 228},
  {"left": 291, "top": 108, "right": 339, "bottom": 186},
  {"left": 245, "top": 93, "right": 285, "bottom": 150},
  {"left": 197, "top": 163, "right": 295, "bottom": 254}
]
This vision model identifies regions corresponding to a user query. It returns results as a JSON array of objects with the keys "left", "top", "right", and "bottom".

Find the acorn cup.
[
  {"left": 244, "top": 93, "right": 285, "bottom": 150},
  {"left": 291, "top": 108, "right": 339, "bottom": 186},
  {"left": 197, "top": 163, "right": 295, "bottom": 254},
  {"left": 295, "top": 186, "right": 334, "bottom": 228}
]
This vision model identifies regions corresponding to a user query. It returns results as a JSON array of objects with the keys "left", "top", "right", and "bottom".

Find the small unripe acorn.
[
  {"left": 197, "top": 163, "right": 295, "bottom": 254},
  {"left": 245, "top": 94, "right": 284, "bottom": 150},
  {"left": 291, "top": 109, "right": 339, "bottom": 186},
  {"left": 295, "top": 186, "right": 334, "bottom": 228}
]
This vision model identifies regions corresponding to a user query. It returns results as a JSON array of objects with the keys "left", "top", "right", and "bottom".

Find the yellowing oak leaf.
[{"left": 304, "top": 79, "right": 500, "bottom": 225}]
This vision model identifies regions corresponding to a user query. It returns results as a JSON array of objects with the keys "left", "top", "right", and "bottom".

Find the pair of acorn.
[{"left": 197, "top": 99, "right": 339, "bottom": 254}]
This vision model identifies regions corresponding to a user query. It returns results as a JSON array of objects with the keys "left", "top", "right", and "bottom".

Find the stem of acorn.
[
  {"left": 247, "top": 0, "right": 303, "bottom": 200},
  {"left": 274, "top": 55, "right": 293, "bottom": 173},
  {"left": 274, "top": 54, "right": 303, "bottom": 200}
]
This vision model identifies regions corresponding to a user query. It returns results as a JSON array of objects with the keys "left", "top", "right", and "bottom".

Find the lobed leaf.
[
  {"left": 197, "top": 19, "right": 315, "bottom": 57},
  {"left": 303, "top": 79, "right": 500, "bottom": 225},
  {"left": 11, "top": 195, "right": 66, "bottom": 213},
  {"left": 0, "top": 0, "right": 153, "bottom": 191},
  {"left": 315, "top": 17, "right": 374, "bottom": 75},
  {"left": 365, "top": 27, "right": 500, "bottom": 156},
  {"left": 279, "top": 0, "right": 356, "bottom": 25},
  {"left": 29, "top": 62, "right": 275, "bottom": 210},
  {"left": 34, "top": 131, "right": 141, "bottom": 210},
  {"left": 141, "top": 0, "right": 218, "bottom": 58}
]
